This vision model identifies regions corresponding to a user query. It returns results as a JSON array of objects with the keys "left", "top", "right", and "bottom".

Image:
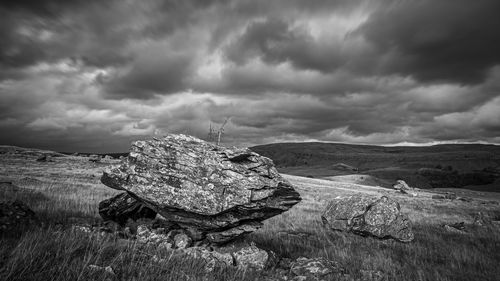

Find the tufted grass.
[{"left": 1, "top": 154, "right": 500, "bottom": 280}]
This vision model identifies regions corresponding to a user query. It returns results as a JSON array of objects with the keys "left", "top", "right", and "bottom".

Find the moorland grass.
[{"left": 1, "top": 156, "right": 500, "bottom": 280}]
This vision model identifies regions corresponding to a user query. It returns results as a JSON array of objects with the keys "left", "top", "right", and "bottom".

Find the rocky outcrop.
[
  {"left": 100, "top": 134, "right": 301, "bottom": 244},
  {"left": 321, "top": 195, "right": 414, "bottom": 242},
  {"left": 0, "top": 200, "right": 38, "bottom": 231},
  {"left": 98, "top": 193, "right": 157, "bottom": 225}
]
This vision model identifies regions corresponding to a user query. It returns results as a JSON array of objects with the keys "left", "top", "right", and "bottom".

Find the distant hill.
[{"left": 251, "top": 142, "right": 500, "bottom": 191}]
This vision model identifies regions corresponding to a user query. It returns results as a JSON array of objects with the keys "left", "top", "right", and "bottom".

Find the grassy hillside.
[
  {"left": 251, "top": 142, "right": 500, "bottom": 190},
  {"left": 1, "top": 151, "right": 500, "bottom": 280}
]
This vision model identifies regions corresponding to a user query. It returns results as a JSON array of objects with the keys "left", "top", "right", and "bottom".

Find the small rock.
[
  {"left": 136, "top": 224, "right": 172, "bottom": 249},
  {"left": 290, "top": 257, "right": 345, "bottom": 281},
  {"left": 0, "top": 200, "right": 38, "bottom": 232},
  {"left": 173, "top": 232, "right": 192, "bottom": 249},
  {"left": 36, "top": 155, "right": 52, "bottom": 162},
  {"left": 88, "top": 264, "right": 115, "bottom": 277},
  {"left": 231, "top": 242, "right": 269, "bottom": 270},
  {"left": 182, "top": 247, "right": 234, "bottom": 272},
  {"left": 443, "top": 222, "right": 466, "bottom": 233}
]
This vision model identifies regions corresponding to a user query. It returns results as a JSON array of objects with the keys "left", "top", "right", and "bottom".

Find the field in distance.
[{"left": 252, "top": 142, "right": 500, "bottom": 192}]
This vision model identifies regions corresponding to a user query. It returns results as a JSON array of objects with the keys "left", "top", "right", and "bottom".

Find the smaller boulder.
[
  {"left": 290, "top": 257, "right": 345, "bottom": 281},
  {"left": 89, "top": 154, "right": 101, "bottom": 163},
  {"left": 36, "top": 155, "right": 52, "bottom": 162},
  {"left": 172, "top": 231, "right": 192, "bottom": 249},
  {"left": 136, "top": 225, "right": 172, "bottom": 249},
  {"left": 0, "top": 200, "right": 38, "bottom": 232},
  {"left": 322, "top": 195, "right": 414, "bottom": 242},
  {"left": 182, "top": 247, "right": 234, "bottom": 272},
  {"left": 393, "top": 180, "right": 417, "bottom": 196},
  {"left": 231, "top": 243, "right": 269, "bottom": 270}
]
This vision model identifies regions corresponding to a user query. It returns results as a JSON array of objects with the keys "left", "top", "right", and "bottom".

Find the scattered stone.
[
  {"left": 321, "top": 195, "right": 414, "bottom": 242},
  {"left": 443, "top": 223, "right": 466, "bottom": 234},
  {"left": 290, "top": 257, "right": 345, "bottom": 281},
  {"left": 89, "top": 154, "right": 101, "bottom": 163},
  {"left": 183, "top": 247, "right": 234, "bottom": 272},
  {"left": 172, "top": 231, "right": 192, "bottom": 249},
  {"left": 230, "top": 242, "right": 269, "bottom": 270},
  {"left": 136, "top": 224, "right": 172, "bottom": 249},
  {"left": 0, "top": 200, "right": 38, "bottom": 232},
  {"left": 100, "top": 134, "right": 301, "bottom": 244},
  {"left": 88, "top": 265, "right": 116, "bottom": 278},
  {"left": 393, "top": 180, "right": 417, "bottom": 196},
  {"left": 99, "top": 193, "right": 157, "bottom": 226},
  {"left": 36, "top": 155, "right": 52, "bottom": 162}
]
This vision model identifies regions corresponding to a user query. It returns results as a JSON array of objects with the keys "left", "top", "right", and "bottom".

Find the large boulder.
[
  {"left": 100, "top": 134, "right": 301, "bottom": 244},
  {"left": 98, "top": 192, "right": 157, "bottom": 225},
  {"left": 321, "top": 195, "right": 414, "bottom": 242}
]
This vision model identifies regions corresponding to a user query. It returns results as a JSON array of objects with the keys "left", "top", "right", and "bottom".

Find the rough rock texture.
[
  {"left": 290, "top": 257, "right": 345, "bottom": 281},
  {"left": 0, "top": 200, "right": 38, "bottom": 231},
  {"left": 98, "top": 192, "right": 157, "bottom": 225},
  {"left": 393, "top": 180, "right": 417, "bottom": 196},
  {"left": 183, "top": 247, "right": 234, "bottom": 272},
  {"left": 101, "top": 134, "right": 301, "bottom": 244},
  {"left": 321, "top": 195, "right": 414, "bottom": 242}
]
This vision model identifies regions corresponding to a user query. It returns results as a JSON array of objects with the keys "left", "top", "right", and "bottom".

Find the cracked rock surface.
[
  {"left": 321, "top": 195, "right": 414, "bottom": 242},
  {"left": 100, "top": 134, "right": 301, "bottom": 244}
]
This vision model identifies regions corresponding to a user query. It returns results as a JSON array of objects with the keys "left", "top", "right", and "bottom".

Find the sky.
[{"left": 1, "top": 0, "right": 500, "bottom": 152}]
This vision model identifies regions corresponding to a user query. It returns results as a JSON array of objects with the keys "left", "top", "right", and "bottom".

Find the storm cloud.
[{"left": 0, "top": 0, "right": 499, "bottom": 152}]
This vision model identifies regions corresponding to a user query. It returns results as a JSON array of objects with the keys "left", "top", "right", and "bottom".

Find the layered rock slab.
[
  {"left": 321, "top": 195, "right": 414, "bottom": 242},
  {"left": 100, "top": 134, "right": 301, "bottom": 244}
]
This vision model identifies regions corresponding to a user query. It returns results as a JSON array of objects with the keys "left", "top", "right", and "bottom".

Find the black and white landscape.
[{"left": 1, "top": 1, "right": 500, "bottom": 281}]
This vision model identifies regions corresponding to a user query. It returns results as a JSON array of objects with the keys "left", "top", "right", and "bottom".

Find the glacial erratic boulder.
[
  {"left": 321, "top": 195, "right": 414, "bottom": 242},
  {"left": 100, "top": 134, "right": 301, "bottom": 244}
]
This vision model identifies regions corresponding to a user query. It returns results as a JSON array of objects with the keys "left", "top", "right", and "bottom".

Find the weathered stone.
[
  {"left": 136, "top": 225, "right": 172, "bottom": 249},
  {"left": 231, "top": 243, "right": 269, "bottom": 270},
  {"left": 393, "top": 180, "right": 417, "bottom": 196},
  {"left": 98, "top": 192, "right": 157, "bottom": 225},
  {"left": 290, "top": 257, "right": 345, "bottom": 281},
  {"left": 89, "top": 154, "right": 101, "bottom": 163},
  {"left": 172, "top": 231, "right": 192, "bottom": 249},
  {"left": 101, "top": 134, "right": 301, "bottom": 244},
  {"left": 0, "top": 200, "right": 38, "bottom": 232},
  {"left": 321, "top": 195, "right": 414, "bottom": 242},
  {"left": 182, "top": 247, "right": 234, "bottom": 272},
  {"left": 36, "top": 155, "right": 52, "bottom": 162}
]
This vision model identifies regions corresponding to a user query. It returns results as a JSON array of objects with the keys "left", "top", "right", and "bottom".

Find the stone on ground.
[
  {"left": 0, "top": 200, "right": 38, "bottom": 232},
  {"left": 100, "top": 134, "right": 301, "bottom": 244},
  {"left": 290, "top": 257, "right": 345, "bottom": 281},
  {"left": 321, "top": 195, "right": 414, "bottom": 242}
]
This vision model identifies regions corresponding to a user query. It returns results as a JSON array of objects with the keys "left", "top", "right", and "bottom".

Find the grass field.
[{"left": 1, "top": 150, "right": 500, "bottom": 281}]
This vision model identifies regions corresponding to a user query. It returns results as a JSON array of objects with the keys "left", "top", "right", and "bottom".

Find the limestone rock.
[
  {"left": 321, "top": 195, "right": 414, "bottom": 242},
  {"left": 98, "top": 192, "right": 156, "bottom": 225},
  {"left": 290, "top": 257, "right": 345, "bottom": 281},
  {"left": 224, "top": 242, "right": 269, "bottom": 270},
  {"left": 101, "top": 134, "right": 301, "bottom": 244},
  {"left": 183, "top": 247, "right": 234, "bottom": 272},
  {"left": 393, "top": 180, "right": 417, "bottom": 196},
  {"left": 0, "top": 200, "right": 38, "bottom": 232}
]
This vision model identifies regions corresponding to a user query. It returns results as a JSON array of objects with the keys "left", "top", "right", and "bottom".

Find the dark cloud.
[
  {"left": 0, "top": 0, "right": 500, "bottom": 151},
  {"left": 359, "top": 0, "right": 500, "bottom": 84}
]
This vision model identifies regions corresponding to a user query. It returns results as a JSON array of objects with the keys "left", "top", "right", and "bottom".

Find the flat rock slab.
[
  {"left": 100, "top": 134, "right": 301, "bottom": 244},
  {"left": 321, "top": 195, "right": 414, "bottom": 242}
]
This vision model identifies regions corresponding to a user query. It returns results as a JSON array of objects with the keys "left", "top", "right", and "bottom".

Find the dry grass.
[{"left": 1, "top": 153, "right": 500, "bottom": 280}]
